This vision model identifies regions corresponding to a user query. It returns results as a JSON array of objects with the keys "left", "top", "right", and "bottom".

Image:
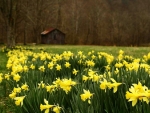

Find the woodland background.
[{"left": 0, "top": 0, "right": 150, "bottom": 47}]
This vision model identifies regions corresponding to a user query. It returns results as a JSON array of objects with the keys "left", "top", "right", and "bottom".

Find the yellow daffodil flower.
[
  {"left": 86, "top": 60, "right": 95, "bottom": 67},
  {"left": 21, "top": 83, "right": 29, "bottom": 91},
  {"left": 64, "top": 62, "right": 71, "bottom": 68},
  {"left": 109, "top": 78, "right": 122, "bottom": 93},
  {"left": 119, "top": 50, "right": 124, "bottom": 54},
  {"left": 78, "top": 51, "right": 83, "bottom": 56},
  {"left": 115, "top": 62, "right": 123, "bottom": 68},
  {"left": 38, "top": 81, "right": 45, "bottom": 88},
  {"left": 92, "top": 74, "right": 100, "bottom": 82},
  {"left": 23, "top": 65, "right": 29, "bottom": 72},
  {"left": 56, "top": 64, "right": 61, "bottom": 71},
  {"left": 4, "top": 74, "right": 10, "bottom": 80},
  {"left": 82, "top": 75, "right": 89, "bottom": 82},
  {"left": 14, "top": 96, "right": 26, "bottom": 106},
  {"left": 132, "top": 82, "right": 147, "bottom": 93},
  {"left": 30, "top": 64, "right": 35, "bottom": 69},
  {"left": 63, "top": 51, "right": 73, "bottom": 60},
  {"left": 40, "top": 99, "right": 54, "bottom": 113},
  {"left": 48, "top": 62, "right": 54, "bottom": 69},
  {"left": 59, "top": 78, "right": 76, "bottom": 94},
  {"left": 55, "top": 54, "right": 62, "bottom": 61},
  {"left": 39, "top": 66, "right": 45, "bottom": 72},
  {"left": 80, "top": 89, "right": 93, "bottom": 104},
  {"left": 13, "top": 73, "right": 21, "bottom": 82},
  {"left": 118, "top": 54, "right": 123, "bottom": 61},
  {"left": 100, "top": 79, "right": 111, "bottom": 92},
  {"left": 91, "top": 55, "right": 96, "bottom": 59},
  {"left": 53, "top": 106, "right": 61, "bottom": 113},
  {"left": 126, "top": 88, "right": 141, "bottom": 106},
  {"left": 9, "top": 92, "right": 17, "bottom": 99},
  {"left": 45, "top": 85, "right": 56, "bottom": 92},
  {"left": 72, "top": 68, "right": 78, "bottom": 75},
  {"left": 88, "top": 51, "right": 92, "bottom": 55},
  {"left": 53, "top": 78, "right": 61, "bottom": 87},
  {"left": 78, "top": 59, "right": 82, "bottom": 64},
  {"left": 114, "top": 68, "right": 119, "bottom": 74},
  {"left": 40, "top": 54, "right": 46, "bottom": 61},
  {"left": 0, "top": 74, "right": 3, "bottom": 83},
  {"left": 126, "top": 82, "right": 150, "bottom": 106},
  {"left": 13, "top": 87, "right": 21, "bottom": 93},
  {"left": 105, "top": 65, "right": 110, "bottom": 71}
]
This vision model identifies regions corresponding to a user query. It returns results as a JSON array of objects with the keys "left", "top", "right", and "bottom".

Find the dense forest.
[{"left": 0, "top": 0, "right": 150, "bottom": 47}]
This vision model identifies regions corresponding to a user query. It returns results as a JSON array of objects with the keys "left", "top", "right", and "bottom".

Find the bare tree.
[
  {"left": 0, "top": 0, "right": 150, "bottom": 46},
  {"left": 21, "top": 0, "right": 55, "bottom": 44},
  {"left": 0, "top": 0, "right": 20, "bottom": 48}
]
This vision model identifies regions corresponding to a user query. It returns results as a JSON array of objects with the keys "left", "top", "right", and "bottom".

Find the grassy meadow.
[
  {"left": 1, "top": 45, "right": 149, "bottom": 73},
  {"left": 16, "top": 45, "right": 150, "bottom": 56},
  {"left": 0, "top": 45, "right": 150, "bottom": 113},
  {"left": 36, "top": 45, "right": 150, "bottom": 56}
]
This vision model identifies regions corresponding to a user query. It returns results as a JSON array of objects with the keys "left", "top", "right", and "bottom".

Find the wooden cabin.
[{"left": 41, "top": 28, "right": 65, "bottom": 44}]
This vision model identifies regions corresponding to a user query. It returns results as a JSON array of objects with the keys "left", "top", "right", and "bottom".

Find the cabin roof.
[
  {"left": 41, "top": 28, "right": 55, "bottom": 35},
  {"left": 41, "top": 28, "right": 65, "bottom": 35}
]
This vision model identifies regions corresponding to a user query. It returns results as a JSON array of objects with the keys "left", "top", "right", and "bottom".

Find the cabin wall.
[{"left": 41, "top": 30, "right": 65, "bottom": 44}]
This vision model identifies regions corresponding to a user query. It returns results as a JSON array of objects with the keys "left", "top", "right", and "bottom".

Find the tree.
[
  {"left": 0, "top": 0, "right": 150, "bottom": 46},
  {"left": 0, "top": 0, "right": 20, "bottom": 48},
  {"left": 21, "top": 0, "right": 56, "bottom": 44}
]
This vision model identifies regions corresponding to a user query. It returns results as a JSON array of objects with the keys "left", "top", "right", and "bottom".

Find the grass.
[
  {"left": 26, "top": 45, "right": 150, "bottom": 58},
  {"left": 0, "top": 45, "right": 150, "bottom": 71},
  {"left": 0, "top": 45, "right": 149, "bottom": 73},
  {"left": 0, "top": 45, "right": 150, "bottom": 112},
  {"left": 0, "top": 51, "right": 8, "bottom": 73}
]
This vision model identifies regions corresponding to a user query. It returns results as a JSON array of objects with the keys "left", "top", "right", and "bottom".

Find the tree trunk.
[{"left": 6, "top": 22, "right": 15, "bottom": 48}]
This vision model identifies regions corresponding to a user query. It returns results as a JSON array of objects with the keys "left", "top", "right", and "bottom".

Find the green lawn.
[
  {"left": 0, "top": 45, "right": 150, "bottom": 72},
  {"left": 0, "top": 51, "right": 8, "bottom": 73},
  {"left": 26, "top": 45, "right": 150, "bottom": 57},
  {"left": 0, "top": 45, "right": 150, "bottom": 113}
]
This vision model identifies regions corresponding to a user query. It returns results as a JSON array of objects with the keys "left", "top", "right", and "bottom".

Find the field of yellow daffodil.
[{"left": 0, "top": 46, "right": 150, "bottom": 113}]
